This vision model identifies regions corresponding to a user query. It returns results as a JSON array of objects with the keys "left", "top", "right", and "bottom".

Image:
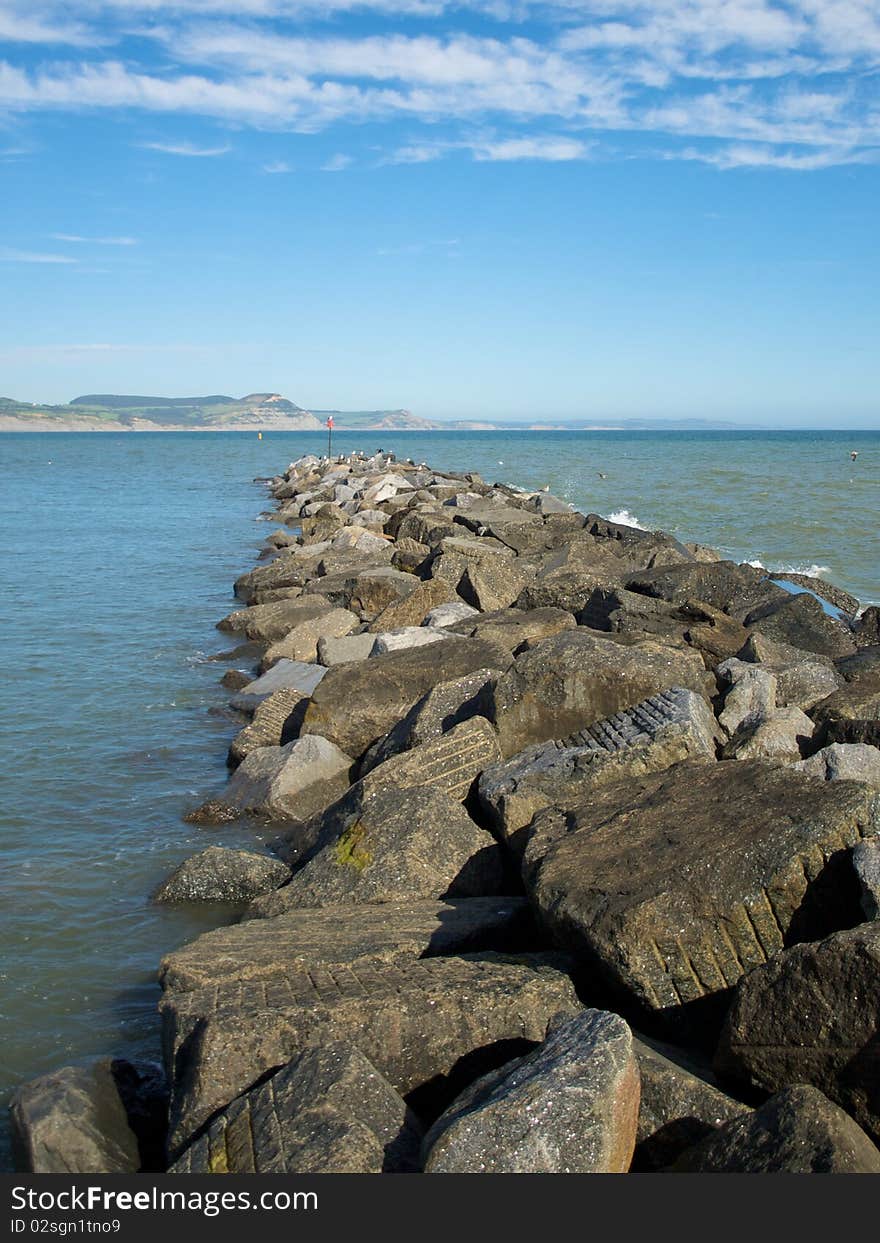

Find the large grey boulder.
[
  {"left": 300, "top": 636, "right": 512, "bottom": 758},
  {"left": 153, "top": 847, "right": 289, "bottom": 904},
  {"left": 632, "top": 1036, "right": 749, "bottom": 1171},
  {"left": 478, "top": 686, "right": 718, "bottom": 848},
  {"left": 671, "top": 1085, "right": 880, "bottom": 1173},
  {"left": 716, "top": 658, "right": 777, "bottom": 734},
  {"left": 793, "top": 742, "right": 880, "bottom": 788},
  {"left": 260, "top": 607, "right": 358, "bottom": 668},
  {"left": 253, "top": 783, "right": 504, "bottom": 913},
  {"left": 810, "top": 664, "right": 880, "bottom": 748},
  {"left": 745, "top": 591, "right": 856, "bottom": 658},
  {"left": 188, "top": 735, "right": 352, "bottom": 823},
  {"left": 10, "top": 1059, "right": 166, "bottom": 1174},
  {"left": 483, "top": 629, "right": 710, "bottom": 757},
  {"left": 370, "top": 626, "right": 452, "bottom": 655},
  {"left": 367, "top": 576, "right": 459, "bottom": 632},
  {"left": 227, "top": 686, "right": 307, "bottom": 766},
  {"left": 735, "top": 633, "right": 843, "bottom": 711},
  {"left": 721, "top": 706, "right": 814, "bottom": 762},
  {"left": 424, "top": 601, "right": 481, "bottom": 629},
  {"left": 312, "top": 566, "right": 420, "bottom": 622},
  {"left": 160, "top": 896, "right": 535, "bottom": 992},
  {"left": 317, "top": 631, "right": 375, "bottom": 666},
  {"left": 217, "top": 596, "right": 331, "bottom": 643},
  {"left": 423, "top": 1009, "right": 639, "bottom": 1173},
  {"left": 359, "top": 669, "right": 497, "bottom": 774},
  {"left": 170, "top": 1045, "right": 421, "bottom": 1174},
  {"left": 161, "top": 953, "right": 582, "bottom": 1154},
  {"left": 526, "top": 760, "right": 880, "bottom": 1026},
  {"left": 716, "top": 920, "right": 880, "bottom": 1143},
  {"left": 229, "top": 659, "right": 326, "bottom": 714},
  {"left": 357, "top": 716, "right": 501, "bottom": 802},
  {"left": 458, "top": 558, "right": 529, "bottom": 613},
  {"left": 449, "top": 606, "right": 576, "bottom": 653},
  {"left": 625, "top": 560, "right": 783, "bottom": 620},
  {"left": 852, "top": 838, "right": 880, "bottom": 918}
]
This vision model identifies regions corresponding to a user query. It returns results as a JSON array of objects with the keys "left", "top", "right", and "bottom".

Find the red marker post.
[{"left": 326, "top": 414, "right": 334, "bottom": 459}]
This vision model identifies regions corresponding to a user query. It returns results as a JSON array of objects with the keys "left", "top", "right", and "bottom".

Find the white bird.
[
  {"left": 540, "top": 484, "right": 550, "bottom": 492},
  {"left": 598, "top": 472, "right": 607, "bottom": 479}
]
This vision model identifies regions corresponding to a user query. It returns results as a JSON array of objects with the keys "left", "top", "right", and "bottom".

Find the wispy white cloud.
[
  {"left": 1, "top": 3, "right": 879, "bottom": 170},
  {"left": 262, "top": 159, "right": 292, "bottom": 173},
  {"left": 0, "top": 247, "right": 78, "bottom": 264},
  {"left": 322, "top": 152, "right": 353, "bottom": 170},
  {"left": 51, "top": 233, "right": 138, "bottom": 244},
  {"left": 677, "top": 142, "right": 880, "bottom": 170},
  {"left": 471, "top": 135, "right": 590, "bottom": 160},
  {"left": 139, "top": 139, "right": 231, "bottom": 156}
]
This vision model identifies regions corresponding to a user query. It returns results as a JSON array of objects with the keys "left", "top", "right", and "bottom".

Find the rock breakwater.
[{"left": 10, "top": 450, "right": 880, "bottom": 1175}]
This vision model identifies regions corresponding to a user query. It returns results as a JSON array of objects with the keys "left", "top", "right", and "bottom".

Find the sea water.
[{"left": 0, "top": 428, "right": 877, "bottom": 1168}]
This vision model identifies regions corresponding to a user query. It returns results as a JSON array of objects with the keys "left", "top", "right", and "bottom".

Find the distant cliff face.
[{"left": 0, "top": 393, "right": 325, "bottom": 431}]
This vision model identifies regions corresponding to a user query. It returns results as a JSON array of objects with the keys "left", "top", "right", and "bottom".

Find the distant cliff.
[{"left": 0, "top": 393, "right": 429, "bottom": 432}]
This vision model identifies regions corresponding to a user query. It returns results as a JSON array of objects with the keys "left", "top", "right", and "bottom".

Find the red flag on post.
[{"left": 326, "top": 414, "right": 334, "bottom": 457}]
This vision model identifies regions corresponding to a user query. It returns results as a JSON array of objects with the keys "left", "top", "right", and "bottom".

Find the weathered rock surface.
[
  {"left": 317, "top": 631, "right": 375, "bottom": 666},
  {"left": 256, "top": 784, "right": 504, "bottom": 912},
  {"left": 367, "top": 577, "right": 458, "bottom": 632},
  {"left": 423, "top": 1009, "right": 639, "bottom": 1173},
  {"left": 478, "top": 686, "right": 718, "bottom": 847},
  {"left": 359, "top": 669, "right": 497, "bottom": 773},
  {"left": 625, "top": 560, "right": 783, "bottom": 620},
  {"left": 716, "top": 658, "right": 777, "bottom": 734},
  {"left": 852, "top": 838, "right": 880, "bottom": 918},
  {"left": 153, "top": 847, "right": 289, "bottom": 905},
  {"left": 160, "top": 896, "right": 535, "bottom": 991},
  {"left": 483, "top": 629, "right": 710, "bottom": 757},
  {"left": 810, "top": 666, "right": 880, "bottom": 748},
  {"left": 370, "top": 626, "right": 452, "bottom": 655},
  {"left": 745, "top": 591, "right": 856, "bottom": 658},
  {"left": 10, "top": 1059, "right": 166, "bottom": 1174},
  {"left": 170, "top": 1045, "right": 421, "bottom": 1174},
  {"left": 260, "top": 607, "right": 358, "bottom": 668},
  {"left": 300, "top": 637, "right": 512, "bottom": 758},
  {"left": 458, "top": 558, "right": 529, "bottom": 613},
  {"left": 227, "top": 686, "right": 307, "bottom": 766},
  {"left": 526, "top": 760, "right": 880, "bottom": 1024},
  {"left": 793, "top": 742, "right": 880, "bottom": 787},
  {"left": 671, "top": 1085, "right": 880, "bottom": 1173},
  {"left": 721, "top": 706, "right": 814, "bottom": 762},
  {"left": 161, "top": 952, "right": 582, "bottom": 1153},
  {"left": 229, "top": 659, "right": 326, "bottom": 713},
  {"left": 449, "top": 606, "right": 576, "bottom": 653},
  {"left": 716, "top": 921, "right": 880, "bottom": 1142},
  {"left": 424, "top": 601, "right": 481, "bottom": 628},
  {"left": 188, "top": 735, "right": 352, "bottom": 823},
  {"left": 358, "top": 717, "right": 501, "bottom": 802},
  {"left": 218, "top": 596, "right": 331, "bottom": 644},
  {"left": 632, "top": 1035, "right": 749, "bottom": 1171}
]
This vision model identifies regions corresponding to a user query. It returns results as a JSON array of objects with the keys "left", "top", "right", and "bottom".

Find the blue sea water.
[{"left": 0, "top": 427, "right": 878, "bottom": 1169}]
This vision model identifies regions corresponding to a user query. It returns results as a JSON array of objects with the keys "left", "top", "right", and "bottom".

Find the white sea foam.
[
  {"left": 605, "top": 508, "right": 647, "bottom": 531},
  {"left": 746, "top": 559, "right": 831, "bottom": 577}
]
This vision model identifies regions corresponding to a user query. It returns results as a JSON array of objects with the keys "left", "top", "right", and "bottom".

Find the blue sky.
[{"left": 0, "top": 2, "right": 878, "bottom": 426}]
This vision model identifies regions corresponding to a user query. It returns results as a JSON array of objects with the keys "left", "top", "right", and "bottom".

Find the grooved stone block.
[
  {"left": 479, "top": 687, "right": 717, "bottom": 844},
  {"left": 161, "top": 953, "right": 582, "bottom": 1155},
  {"left": 526, "top": 760, "right": 880, "bottom": 1024},
  {"left": 170, "top": 1045, "right": 421, "bottom": 1174},
  {"left": 160, "top": 896, "right": 535, "bottom": 990}
]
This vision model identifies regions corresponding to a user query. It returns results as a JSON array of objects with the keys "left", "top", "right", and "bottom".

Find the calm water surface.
[{"left": 1, "top": 428, "right": 878, "bottom": 1168}]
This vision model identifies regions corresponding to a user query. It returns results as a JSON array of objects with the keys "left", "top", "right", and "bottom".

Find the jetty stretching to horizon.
[{"left": 10, "top": 450, "right": 880, "bottom": 1175}]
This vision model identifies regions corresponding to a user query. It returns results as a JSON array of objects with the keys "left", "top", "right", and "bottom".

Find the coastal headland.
[{"left": 10, "top": 450, "right": 880, "bottom": 1175}]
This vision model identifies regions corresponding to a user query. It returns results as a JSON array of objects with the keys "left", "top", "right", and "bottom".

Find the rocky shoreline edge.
[{"left": 10, "top": 450, "right": 880, "bottom": 1175}]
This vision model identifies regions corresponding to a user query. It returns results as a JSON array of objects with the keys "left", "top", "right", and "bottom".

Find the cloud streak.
[{"left": 0, "top": 3, "right": 878, "bottom": 169}]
